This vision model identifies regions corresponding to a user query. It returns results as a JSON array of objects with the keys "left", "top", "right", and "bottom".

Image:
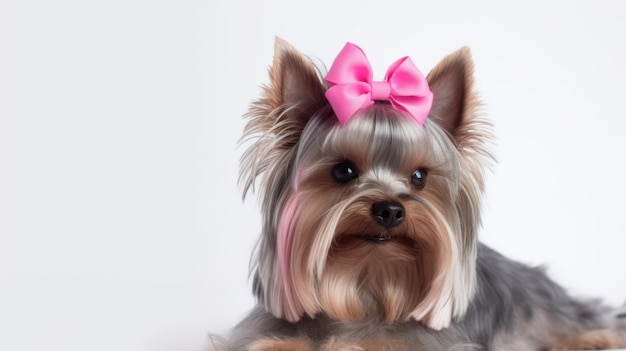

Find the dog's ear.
[
  {"left": 426, "top": 47, "right": 481, "bottom": 145},
  {"left": 243, "top": 37, "right": 327, "bottom": 147},
  {"left": 240, "top": 37, "right": 327, "bottom": 196},
  {"left": 267, "top": 38, "right": 328, "bottom": 123}
]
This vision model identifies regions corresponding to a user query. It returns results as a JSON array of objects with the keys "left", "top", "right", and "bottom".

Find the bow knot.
[
  {"left": 371, "top": 81, "right": 391, "bottom": 101},
  {"left": 324, "top": 43, "right": 433, "bottom": 126}
]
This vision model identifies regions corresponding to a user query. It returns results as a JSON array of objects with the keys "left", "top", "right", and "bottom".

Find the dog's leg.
[
  {"left": 248, "top": 338, "right": 313, "bottom": 351},
  {"left": 551, "top": 329, "right": 626, "bottom": 350}
]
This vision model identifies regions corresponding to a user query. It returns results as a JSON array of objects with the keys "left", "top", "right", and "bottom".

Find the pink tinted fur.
[{"left": 277, "top": 192, "right": 304, "bottom": 322}]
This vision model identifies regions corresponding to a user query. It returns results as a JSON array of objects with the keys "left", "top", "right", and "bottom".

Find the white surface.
[{"left": 2, "top": 1, "right": 625, "bottom": 350}]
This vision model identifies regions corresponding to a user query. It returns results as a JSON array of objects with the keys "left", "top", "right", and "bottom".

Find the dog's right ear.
[
  {"left": 266, "top": 37, "right": 328, "bottom": 125},
  {"left": 240, "top": 37, "right": 327, "bottom": 197}
]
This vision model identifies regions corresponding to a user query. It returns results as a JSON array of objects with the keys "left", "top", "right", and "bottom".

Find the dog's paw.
[
  {"left": 554, "top": 329, "right": 626, "bottom": 350},
  {"left": 321, "top": 343, "right": 363, "bottom": 351},
  {"left": 321, "top": 337, "right": 407, "bottom": 351},
  {"left": 320, "top": 337, "right": 363, "bottom": 351},
  {"left": 248, "top": 338, "right": 313, "bottom": 351}
]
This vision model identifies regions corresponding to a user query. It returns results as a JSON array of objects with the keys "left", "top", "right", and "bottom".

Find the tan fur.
[{"left": 553, "top": 330, "right": 626, "bottom": 350}]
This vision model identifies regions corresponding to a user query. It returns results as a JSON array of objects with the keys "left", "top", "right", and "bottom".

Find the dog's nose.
[{"left": 371, "top": 201, "right": 405, "bottom": 228}]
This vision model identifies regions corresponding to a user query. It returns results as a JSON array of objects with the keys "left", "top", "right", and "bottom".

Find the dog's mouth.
[
  {"left": 355, "top": 234, "right": 393, "bottom": 244},
  {"left": 333, "top": 231, "right": 415, "bottom": 249},
  {"left": 331, "top": 232, "right": 419, "bottom": 259}
]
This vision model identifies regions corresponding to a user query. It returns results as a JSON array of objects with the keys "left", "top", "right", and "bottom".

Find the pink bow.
[{"left": 324, "top": 43, "right": 433, "bottom": 126}]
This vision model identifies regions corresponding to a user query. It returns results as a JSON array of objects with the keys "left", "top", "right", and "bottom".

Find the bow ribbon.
[{"left": 324, "top": 43, "right": 433, "bottom": 126}]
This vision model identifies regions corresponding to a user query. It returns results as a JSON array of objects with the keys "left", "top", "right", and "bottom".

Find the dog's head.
[{"left": 239, "top": 38, "right": 492, "bottom": 330}]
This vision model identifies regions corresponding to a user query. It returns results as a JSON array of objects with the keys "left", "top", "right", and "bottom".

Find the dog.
[{"left": 212, "top": 38, "right": 626, "bottom": 350}]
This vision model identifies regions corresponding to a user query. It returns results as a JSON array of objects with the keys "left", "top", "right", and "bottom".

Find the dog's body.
[
  {"left": 226, "top": 245, "right": 619, "bottom": 350},
  {"left": 214, "top": 39, "right": 625, "bottom": 350}
]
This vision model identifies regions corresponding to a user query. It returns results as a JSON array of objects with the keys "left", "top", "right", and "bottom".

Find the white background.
[{"left": 2, "top": 1, "right": 626, "bottom": 350}]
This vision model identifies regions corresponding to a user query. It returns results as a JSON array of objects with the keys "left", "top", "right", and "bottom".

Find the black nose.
[{"left": 371, "top": 201, "right": 405, "bottom": 228}]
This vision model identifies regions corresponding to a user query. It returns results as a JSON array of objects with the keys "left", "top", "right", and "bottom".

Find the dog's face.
[{"left": 240, "top": 39, "right": 491, "bottom": 330}]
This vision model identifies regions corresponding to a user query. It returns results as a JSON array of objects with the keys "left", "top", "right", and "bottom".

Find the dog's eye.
[
  {"left": 411, "top": 169, "right": 428, "bottom": 190},
  {"left": 332, "top": 162, "right": 358, "bottom": 184}
]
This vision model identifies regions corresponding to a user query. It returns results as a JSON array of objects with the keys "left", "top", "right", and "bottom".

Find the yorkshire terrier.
[{"left": 213, "top": 38, "right": 626, "bottom": 350}]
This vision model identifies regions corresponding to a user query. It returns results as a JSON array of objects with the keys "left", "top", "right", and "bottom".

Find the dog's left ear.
[{"left": 426, "top": 47, "right": 481, "bottom": 145}]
